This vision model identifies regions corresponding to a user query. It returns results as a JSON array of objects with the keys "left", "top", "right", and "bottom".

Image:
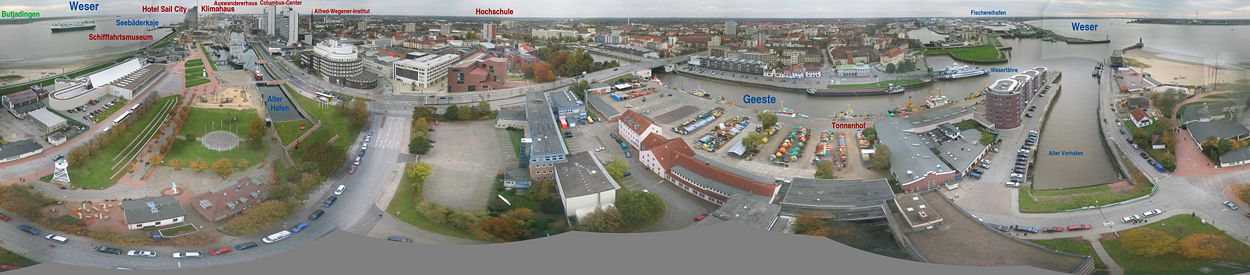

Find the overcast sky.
[{"left": 4, "top": 0, "right": 1250, "bottom": 19}]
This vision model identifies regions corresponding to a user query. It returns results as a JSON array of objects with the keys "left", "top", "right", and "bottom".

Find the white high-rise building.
[
  {"left": 725, "top": 20, "right": 737, "bottom": 36},
  {"left": 286, "top": 7, "right": 298, "bottom": 46},
  {"left": 265, "top": 6, "right": 276, "bottom": 36},
  {"left": 394, "top": 53, "right": 459, "bottom": 89},
  {"left": 482, "top": 23, "right": 496, "bottom": 42}
]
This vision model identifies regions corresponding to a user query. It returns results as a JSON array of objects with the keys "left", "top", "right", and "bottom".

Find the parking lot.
[
  {"left": 420, "top": 120, "right": 505, "bottom": 212},
  {"left": 60, "top": 95, "right": 124, "bottom": 125},
  {"left": 0, "top": 113, "right": 48, "bottom": 143}
]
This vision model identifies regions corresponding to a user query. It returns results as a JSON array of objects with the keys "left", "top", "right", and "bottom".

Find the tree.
[
  {"left": 348, "top": 99, "right": 369, "bottom": 127},
  {"left": 1178, "top": 234, "right": 1229, "bottom": 260},
  {"left": 457, "top": 104, "right": 474, "bottom": 120},
  {"left": 814, "top": 160, "right": 836, "bottom": 179},
  {"left": 501, "top": 208, "right": 535, "bottom": 224},
  {"left": 465, "top": 30, "right": 480, "bottom": 40},
  {"left": 442, "top": 104, "right": 461, "bottom": 121},
  {"left": 247, "top": 119, "right": 266, "bottom": 141},
  {"left": 169, "top": 159, "right": 182, "bottom": 170},
  {"left": 236, "top": 159, "right": 250, "bottom": 170},
  {"left": 1120, "top": 227, "right": 1178, "bottom": 257},
  {"left": 742, "top": 132, "right": 768, "bottom": 154},
  {"left": 413, "top": 118, "right": 431, "bottom": 134},
  {"left": 579, "top": 207, "right": 624, "bottom": 233},
  {"left": 870, "top": 144, "right": 892, "bottom": 170},
  {"left": 413, "top": 107, "right": 436, "bottom": 122},
  {"left": 223, "top": 200, "right": 294, "bottom": 235},
  {"left": 757, "top": 112, "right": 778, "bottom": 129},
  {"left": 190, "top": 160, "right": 209, "bottom": 172},
  {"left": 523, "top": 67, "right": 535, "bottom": 80},
  {"left": 571, "top": 80, "right": 590, "bottom": 100},
  {"left": 1240, "top": 187, "right": 1250, "bottom": 207},
  {"left": 616, "top": 191, "right": 663, "bottom": 226},
  {"left": 409, "top": 135, "right": 432, "bottom": 154},
  {"left": 471, "top": 216, "right": 525, "bottom": 242},
  {"left": 148, "top": 155, "right": 162, "bottom": 165},
  {"left": 885, "top": 63, "right": 897, "bottom": 73},
  {"left": 532, "top": 63, "right": 556, "bottom": 83},
  {"left": 792, "top": 212, "right": 829, "bottom": 235},
  {"left": 604, "top": 159, "right": 629, "bottom": 181},
  {"left": 474, "top": 101, "right": 492, "bottom": 119},
  {"left": 405, "top": 162, "right": 434, "bottom": 182},
  {"left": 211, "top": 158, "right": 235, "bottom": 179}
]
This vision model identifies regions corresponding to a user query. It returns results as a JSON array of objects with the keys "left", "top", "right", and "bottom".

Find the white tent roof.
[
  {"left": 29, "top": 108, "right": 66, "bottom": 129},
  {"left": 88, "top": 59, "right": 143, "bottom": 88}
]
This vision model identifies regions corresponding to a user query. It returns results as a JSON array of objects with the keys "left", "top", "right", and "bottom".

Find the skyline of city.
[{"left": 3, "top": 0, "right": 1250, "bottom": 19}]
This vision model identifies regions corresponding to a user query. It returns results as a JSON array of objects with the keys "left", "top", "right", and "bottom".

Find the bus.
[
  {"left": 129, "top": 101, "right": 142, "bottom": 111},
  {"left": 315, "top": 92, "right": 335, "bottom": 101},
  {"left": 113, "top": 111, "right": 132, "bottom": 125}
]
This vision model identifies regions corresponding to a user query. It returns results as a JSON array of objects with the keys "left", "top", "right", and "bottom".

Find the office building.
[
  {"left": 526, "top": 91, "right": 569, "bottom": 182},
  {"left": 482, "top": 23, "right": 496, "bottom": 42},
  {"left": 984, "top": 78, "right": 1024, "bottom": 129},
  {"left": 448, "top": 52, "right": 508, "bottom": 92},
  {"left": 303, "top": 40, "right": 376, "bottom": 89},
  {"left": 725, "top": 20, "right": 737, "bottom": 36},
  {"left": 184, "top": 6, "right": 198, "bottom": 30},
  {"left": 264, "top": 5, "right": 276, "bottom": 36},
  {"left": 394, "top": 53, "right": 459, "bottom": 89}
]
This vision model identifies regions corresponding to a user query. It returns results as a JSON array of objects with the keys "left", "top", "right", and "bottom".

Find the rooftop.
[
  {"left": 548, "top": 90, "right": 583, "bottom": 110},
  {"left": 780, "top": 178, "right": 893, "bottom": 210},
  {"left": 555, "top": 151, "right": 620, "bottom": 198},
  {"left": 0, "top": 139, "right": 43, "bottom": 160},
  {"left": 111, "top": 64, "right": 166, "bottom": 92},
  {"left": 192, "top": 178, "right": 268, "bottom": 222},
  {"left": 935, "top": 129, "right": 988, "bottom": 172},
  {"left": 619, "top": 109, "right": 655, "bottom": 136},
  {"left": 894, "top": 193, "right": 942, "bottom": 229},
  {"left": 526, "top": 90, "right": 569, "bottom": 158},
  {"left": 874, "top": 117, "right": 954, "bottom": 184},
  {"left": 1188, "top": 118, "right": 1250, "bottom": 142},
  {"left": 121, "top": 196, "right": 186, "bottom": 224},
  {"left": 689, "top": 194, "right": 783, "bottom": 232}
]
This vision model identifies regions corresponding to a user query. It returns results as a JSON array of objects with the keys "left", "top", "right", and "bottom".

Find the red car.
[
  {"left": 0, "top": 213, "right": 10, "bottom": 222},
  {"left": 209, "top": 247, "right": 232, "bottom": 256},
  {"left": 1067, "top": 224, "right": 1092, "bottom": 231},
  {"left": 1043, "top": 226, "right": 1066, "bottom": 233},
  {"left": 694, "top": 214, "right": 708, "bottom": 222}
]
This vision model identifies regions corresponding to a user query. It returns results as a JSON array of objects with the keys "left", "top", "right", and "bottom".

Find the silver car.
[{"left": 127, "top": 250, "right": 157, "bottom": 258}]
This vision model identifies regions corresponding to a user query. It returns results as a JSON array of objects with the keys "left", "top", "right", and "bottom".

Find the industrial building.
[
  {"left": 47, "top": 58, "right": 164, "bottom": 111},
  {"left": 638, "top": 135, "right": 781, "bottom": 205},
  {"left": 525, "top": 91, "right": 569, "bottom": 182},
  {"left": 554, "top": 151, "right": 621, "bottom": 222},
  {"left": 0, "top": 139, "right": 44, "bottom": 163},
  {"left": 1, "top": 89, "right": 44, "bottom": 118},
  {"left": 873, "top": 117, "right": 958, "bottom": 193}
]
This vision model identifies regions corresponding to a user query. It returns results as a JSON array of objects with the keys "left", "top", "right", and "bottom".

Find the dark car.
[
  {"left": 609, "top": 133, "right": 620, "bottom": 140},
  {"left": 322, "top": 196, "right": 338, "bottom": 208},
  {"left": 1139, "top": 152, "right": 1149, "bottom": 159},
  {"left": 234, "top": 242, "right": 259, "bottom": 251},
  {"left": 387, "top": 236, "right": 413, "bottom": 243},
  {"left": 308, "top": 209, "right": 325, "bottom": 220},
  {"left": 986, "top": 223, "right": 1011, "bottom": 232},
  {"left": 1014, "top": 225, "right": 1040, "bottom": 234},
  {"left": 94, "top": 246, "right": 124, "bottom": 255},
  {"left": 17, "top": 224, "right": 39, "bottom": 236}
]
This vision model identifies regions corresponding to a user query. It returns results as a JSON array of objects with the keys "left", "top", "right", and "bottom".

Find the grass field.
[
  {"left": 828, "top": 79, "right": 924, "bottom": 89},
  {"left": 184, "top": 59, "right": 210, "bottom": 88},
  {"left": 286, "top": 90, "right": 361, "bottom": 152},
  {"left": 0, "top": 246, "right": 37, "bottom": 269},
  {"left": 1019, "top": 145, "right": 1155, "bottom": 213},
  {"left": 1031, "top": 238, "right": 1106, "bottom": 270},
  {"left": 507, "top": 128, "right": 524, "bottom": 161},
  {"left": 181, "top": 108, "right": 262, "bottom": 138},
  {"left": 165, "top": 139, "right": 266, "bottom": 169},
  {"left": 0, "top": 75, "right": 22, "bottom": 83},
  {"left": 274, "top": 120, "right": 310, "bottom": 145},
  {"left": 1101, "top": 215, "right": 1250, "bottom": 274},
  {"left": 200, "top": 44, "right": 219, "bottom": 71},
  {"left": 386, "top": 172, "right": 483, "bottom": 241},
  {"left": 73, "top": 95, "right": 179, "bottom": 189},
  {"left": 158, "top": 223, "right": 199, "bottom": 237}
]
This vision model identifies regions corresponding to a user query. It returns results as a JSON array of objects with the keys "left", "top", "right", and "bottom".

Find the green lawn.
[
  {"left": 274, "top": 120, "right": 310, "bottom": 145},
  {"left": 828, "top": 79, "right": 925, "bottom": 89},
  {"left": 945, "top": 45, "right": 1004, "bottom": 62},
  {"left": 73, "top": 95, "right": 179, "bottom": 189},
  {"left": 954, "top": 120, "right": 997, "bottom": 145},
  {"left": 185, "top": 59, "right": 203, "bottom": 67},
  {"left": 0, "top": 246, "right": 37, "bottom": 269},
  {"left": 200, "top": 44, "right": 218, "bottom": 71},
  {"left": 181, "top": 108, "right": 262, "bottom": 138},
  {"left": 157, "top": 223, "right": 199, "bottom": 237},
  {"left": 184, "top": 60, "right": 209, "bottom": 88},
  {"left": 0, "top": 75, "right": 22, "bottom": 83},
  {"left": 386, "top": 173, "right": 482, "bottom": 241},
  {"left": 165, "top": 139, "right": 266, "bottom": 168},
  {"left": 286, "top": 88, "right": 362, "bottom": 152},
  {"left": 1031, "top": 238, "right": 1106, "bottom": 270},
  {"left": 1124, "top": 123, "right": 1175, "bottom": 171},
  {"left": 507, "top": 128, "right": 524, "bottom": 161},
  {"left": 1101, "top": 215, "right": 1250, "bottom": 274}
]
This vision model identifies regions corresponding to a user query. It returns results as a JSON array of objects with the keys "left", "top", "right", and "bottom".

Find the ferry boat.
[
  {"left": 936, "top": 64, "right": 989, "bottom": 80},
  {"left": 50, "top": 21, "right": 96, "bottom": 32},
  {"left": 886, "top": 83, "right": 905, "bottom": 94}
]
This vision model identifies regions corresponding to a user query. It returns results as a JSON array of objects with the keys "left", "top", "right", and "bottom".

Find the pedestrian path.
[{"left": 1083, "top": 235, "right": 1124, "bottom": 275}]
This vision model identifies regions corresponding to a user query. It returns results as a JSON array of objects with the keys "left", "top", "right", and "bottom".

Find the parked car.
[
  {"left": 1121, "top": 215, "right": 1142, "bottom": 223},
  {"left": 262, "top": 230, "right": 293, "bottom": 244},
  {"left": 209, "top": 247, "right": 232, "bottom": 256},
  {"left": 1067, "top": 224, "right": 1093, "bottom": 231},
  {"left": 1004, "top": 181, "right": 1020, "bottom": 187},
  {"left": 0, "top": 213, "right": 10, "bottom": 222},
  {"left": 387, "top": 236, "right": 413, "bottom": 243},
  {"left": 986, "top": 223, "right": 1011, "bottom": 232},
  {"left": 94, "top": 246, "right": 124, "bottom": 255},
  {"left": 334, "top": 185, "right": 347, "bottom": 196},
  {"left": 291, "top": 222, "right": 311, "bottom": 233},
  {"left": 322, "top": 196, "right": 338, "bottom": 208},
  {"left": 234, "top": 242, "right": 259, "bottom": 251},
  {"left": 1014, "top": 225, "right": 1040, "bottom": 234},
  {"left": 353, "top": 156, "right": 361, "bottom": 166},
  {"left": 1043, "top": 226, "right": 1066, "bottom": 233},
  {"left": 1142, "top": 209, "right": 1163, "bottom": 217},
  {"left": 1224, "top": 201, "right": 1240, "bottom": 210},
  {"left": 44, "top": 234, "right": 68, "bottom": 244},
  {"left": 308, "top": 209, "right": 325, "bottom": 220},
  {"left": 694, "top": 213, "right": 708, "bottom": 221},
  {"left": 126, "top": 250, "right": 157, "bottom": 258},
  {"left": 17, "top": 224, "right": 39, "bottom": 236},
  {"left": 172, "top": 251, "right": 202, "bottom": 259}
]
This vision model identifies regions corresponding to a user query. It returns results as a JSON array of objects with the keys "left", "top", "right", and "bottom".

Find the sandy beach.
[
  {"left": 1122, "top": 50, "right": 1250, "bottom": 87},
  {"left": 0, "top": 54, "right": 127, "bottom": 87}
]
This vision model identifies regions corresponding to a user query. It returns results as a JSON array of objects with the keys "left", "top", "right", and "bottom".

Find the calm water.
[{"left": 0, "top": 15, "right": 177, "bottom": 68}]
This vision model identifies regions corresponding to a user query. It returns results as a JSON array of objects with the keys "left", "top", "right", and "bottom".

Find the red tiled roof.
[
  {"left": 642, "top": 136, "right": 778, "bottom": 198},
  {"left": 643, "top": 137, "right": 694, "bottom": 170},
  {"left": 640, "top": 134, "right": 669, "bottom": 150},
  {"left": 619, "top": 109, "right": 655, "bottom": 136},
  {"left": 1130, "top": 108, "right": 1150, "bottom": 122}
]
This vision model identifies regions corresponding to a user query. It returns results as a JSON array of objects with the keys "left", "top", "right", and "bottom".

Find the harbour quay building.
[
  {"left": 301, "top": 40, "right": 377, "bottom": 89},
  {"left": 689, "top": 55, "right": 768, "bottom": 75},
  {"left": 983, "top": 78, "right": 1025, "bottom": 129}
]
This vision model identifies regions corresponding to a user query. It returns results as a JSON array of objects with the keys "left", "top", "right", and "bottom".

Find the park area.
[
  {"left": 1099, "top": 215, "right": 1250, "bottom": 274},
  {"left": 184, "top": 59, "right": 210, "bottom": 88},
  {"left": 924, "top": 45, "right": 1006, "bottom": 63},
  {"left": 164, "top": 107, "right": 266, "bottom": 168},
  {"left": 69, "top": 95, "right": 179, "bottom": 189},
  {"left": 280, "top": 88, "right": 362, "bottom": 153}
]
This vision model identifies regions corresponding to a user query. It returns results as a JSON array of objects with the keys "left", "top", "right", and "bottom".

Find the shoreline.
[{"left": 1122, "top": 49, "right": 1249, "bottom": 87}]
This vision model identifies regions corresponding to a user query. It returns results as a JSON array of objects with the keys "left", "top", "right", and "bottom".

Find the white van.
[
  {"left": 262, "top": 230, "right": 293, "bottom": 244},
  {"left": 45, "top": 234, "right": 69, "bottom": 244}
]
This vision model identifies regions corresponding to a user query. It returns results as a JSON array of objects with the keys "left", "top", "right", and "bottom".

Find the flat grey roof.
[
  {"left": 906, "top": 105, "right": 973, "bottom": 127},
  {"left": 936, "top": 129, "right": 988, "bottom": 172},
  {"left": 691, "top": 153, "right": 775, "bottom": 184},
  {"left": 895, "top": 193, "right": 943, "bottom": 228},
  {"left": 780, "top": 178, "right": 894, "bottom": 209},
  {"left": 1180, "top": 100, "right": 1238, "bottom": 124},
  {"left": 1221, "top": 147, "right": 1250, "bottom": 165},
  {"left": 0, "top": 139, "right": 43, "bottom": 160},
  {"left": 1188, "top": 119, "right": 1250, "bottom": 142},
  {"left": 526, "top": 90, "right": 569, "bottom": 157},
  {"left": 548, "top": 90, "right": 582, "bottom": 110},
  {"left": 555, "top": 151, "right": 619, "bottom": 198},
  {"left": 689, "top": 194, "right": 782, "bottom": 231},
  {"left": 112, "top": 64, "right": 166, "bottom": 91},
  {"left": 122, "top": 196, "right": 186, "bottom": 224},
  {"left": 874, "top": 118, "right": 953, "bottom": 183},
  {"left": 497, "top": 106, "right": 526, "bottom": 121}
]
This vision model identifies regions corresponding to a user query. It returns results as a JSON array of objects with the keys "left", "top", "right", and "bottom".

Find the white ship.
[{"left": 936, "top": 64, "right": 989, "bottom": 80}]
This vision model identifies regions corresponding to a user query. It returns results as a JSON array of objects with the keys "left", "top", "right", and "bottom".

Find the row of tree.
[
  {"left": 167, "top": 158, "right": 251, "bottom": 179},
  {"left": 534, "top": 46, "right": 621, "bottom": 78},
  {"left": 884, "top": 60, "right": 917, "bottom": 74}
]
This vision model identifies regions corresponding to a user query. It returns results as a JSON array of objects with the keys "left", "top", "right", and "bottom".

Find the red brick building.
[
  {"left": 448, "top": 51, "right": 509, "bottom": 92},
  {"left": 639, "top": 136, "right": 781, "bottom": 205}
]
